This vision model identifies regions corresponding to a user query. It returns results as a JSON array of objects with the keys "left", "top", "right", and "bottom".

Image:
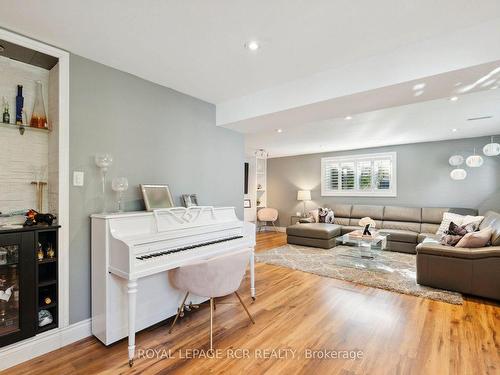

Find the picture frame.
[
  {"left": 244, "top": 199, "right": 251, "bottom": 208},
  {"left": 181, "top": 194, "right": 198, "bottom": 207},
  {"left": 140, "top": 184, "right": 174, "bottom": 211}
]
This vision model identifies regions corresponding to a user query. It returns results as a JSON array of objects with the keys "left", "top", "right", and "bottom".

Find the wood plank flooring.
[{"left": 4, "top": 231, "right": 499, "bottom": 375}]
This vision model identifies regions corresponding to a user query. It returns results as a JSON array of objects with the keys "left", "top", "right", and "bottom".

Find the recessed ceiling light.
[
  {"left": 345, "top": 116, "right": 352, "bottom": 120},
  {"left": 450, "top": 96, "right": 459, "bottom": 101},
  {"left": 452, "top": 128, "right": 458, "bottom": 132},
  {"left": 412, "top": 83, "right": 426, "bottom": 91},
  {"left": 276, "top": 128, "right": 283, "bottom": 133},
  {"left": 245, "top": 41, "right": 260, "bottom": 51}
]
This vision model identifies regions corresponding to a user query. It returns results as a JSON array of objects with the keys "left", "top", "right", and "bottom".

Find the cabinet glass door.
[{"left": 0, "top": 245, "right": 20, "bottom": 337}]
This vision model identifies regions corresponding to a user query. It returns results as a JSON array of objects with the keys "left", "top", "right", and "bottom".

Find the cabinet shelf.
[{"left": 0, "top": 122, "right": 50, "bottom": 135}]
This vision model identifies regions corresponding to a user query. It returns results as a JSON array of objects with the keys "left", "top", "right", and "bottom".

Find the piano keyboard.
[{"left": 135, "top": 235, "right": 243, "bottom": 261}]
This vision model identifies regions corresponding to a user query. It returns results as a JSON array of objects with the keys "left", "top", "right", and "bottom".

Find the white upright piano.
[{"left": 91, "top": 206, "right": 255, "bottom": 366}]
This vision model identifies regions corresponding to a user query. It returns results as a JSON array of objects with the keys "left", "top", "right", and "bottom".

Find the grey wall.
[
  {"left": 267, "top": 136, "right": 500, "bottom": 227},
  {"left": 69, "top": 55, "right": 244, "bottom": 323}
]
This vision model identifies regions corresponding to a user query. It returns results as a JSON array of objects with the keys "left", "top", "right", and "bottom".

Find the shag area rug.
[{"left": 256, "top": 244, "right": 463, "bottom": 304}]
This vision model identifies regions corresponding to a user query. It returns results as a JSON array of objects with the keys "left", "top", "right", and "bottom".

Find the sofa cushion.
[
  {"left": 479, "top": 211, "right": 500, "bottom": 246},
  {"left": 383, "top": 206, "right": 421, "bottom": 223},
  {"left": 436, "top": 212, "right": 465, "bottom": 235},
  {"left": 351, "top": 205, "right": 384, "bottom": 220},
  {"left": 379, "top": 228, "right": 418, "bottom": 243},
  {"left": 422, "top": 207, "right": 449, "bottom": 224},
  {"left": 331, "top": 204, "right": 352, "bottom": 218},
  {"left": 286, "top": 223, "right": 341, "bottom": 240},
  {"left": 333, "top": 217, "right": 350, "bottom": 225},
  {"left": 418, "top": 233, "right": 439, "bottom": 243},
  {"left": 416, "top": 243, "right": 500, "bottom": 259},
  {"left": 382, "top": 220, "right": 421, "bottom": 233},
  {"left": 421, "top": 223, "right": 440, "bottom": 234}
]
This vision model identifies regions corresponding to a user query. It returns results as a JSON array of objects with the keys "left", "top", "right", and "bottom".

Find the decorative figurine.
[
  {"left": 24, "top": 209, "right": 56, "bottom": 226},
  {"left": 46, "top": 244, "right": 55, "bottom": 259},
  {"left": 37, "top": 243, "right": 44, "bottom": 261},
  {"left": 2, "top": 96, "right": 10, "bottom": 124}
]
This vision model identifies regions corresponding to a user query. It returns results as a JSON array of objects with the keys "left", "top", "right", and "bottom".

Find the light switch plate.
[{"left": 73, "top": 171, "right": 84, "bottom": 186}]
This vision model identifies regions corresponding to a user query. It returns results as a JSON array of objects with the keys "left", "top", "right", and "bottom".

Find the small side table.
[{"left": 290, "top": 215, "right": 304, "bottom": 225}]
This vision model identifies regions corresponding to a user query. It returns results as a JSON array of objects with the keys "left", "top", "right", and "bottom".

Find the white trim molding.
[
  {"left": 0, "top": 29, "right": 71, "bottom": 327},
  {"left": 0, "top": 319, "right": 91, "bottom": 371},
  {"left": 321, "top": 152, "right": 397, "bottom": 197}
]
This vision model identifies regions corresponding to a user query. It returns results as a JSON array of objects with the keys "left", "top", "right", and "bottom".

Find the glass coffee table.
[
  {"left": 329, "top": 232, "right": 395, "bottom": 273},
  {"left": 334, "top": 232, "right": 390, "bottom": 261}
]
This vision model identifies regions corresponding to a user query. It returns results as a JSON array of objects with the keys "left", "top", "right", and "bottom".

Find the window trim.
[{"left": 321, "top": 152, "right": 397, "bottom": 197}]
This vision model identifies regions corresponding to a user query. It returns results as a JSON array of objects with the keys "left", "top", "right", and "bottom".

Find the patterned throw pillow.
[
  {"left": 436, "top": 212, "right": 465, "bottom": 235},
  {"left": 318, "top": 208, "right": 334, "bottom": 224},
  {"left": 440, "top": 221, "right": 477, "bottom": 246}
]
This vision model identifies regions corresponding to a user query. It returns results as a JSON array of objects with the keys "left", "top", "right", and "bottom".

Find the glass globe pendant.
[
  {"left": 450, "top": 168, "right": 467, "bottom": 180},
  {"left": 448, "top": 155, "right": 464, "bottom": 166},
  {"left": 465, "top": 149, "right": 484, "bottom": 168},
  {"left": 483, "top": 136, "right": 500, "bottom": 156}
]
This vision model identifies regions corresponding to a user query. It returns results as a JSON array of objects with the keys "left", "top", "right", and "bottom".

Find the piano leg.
[
  {"left": 250, "top": 249, "right": 256, "bottom": 300},
  {"left": 127, "top": 279, "right": 138, "bottom": 367}
]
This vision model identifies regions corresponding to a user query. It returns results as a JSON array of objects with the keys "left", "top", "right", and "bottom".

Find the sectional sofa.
[
  {"left": 286, "top": 204, "right": 500, "bottom": 300},
  {"left": 287, "top": 204, "right": 477, "bottom": 253}
]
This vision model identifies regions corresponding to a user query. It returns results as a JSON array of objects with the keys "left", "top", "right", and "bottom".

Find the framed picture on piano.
[{"left": 140, "top": 184, "right": 174, "bottom": 211}]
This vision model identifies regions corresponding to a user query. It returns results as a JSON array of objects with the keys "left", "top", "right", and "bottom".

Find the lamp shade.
[
  {"left": 465, "top": 154, "right": 483, "bottom": 168},
  {"left": 483, "top": 142, "right": 500, "bottom": 156},
  {"left": 448, "top": 155, "right": 464, "bottom": 167},
  {"left": 297, "top": 190, "right": 311, "bottom": 201},
  {"left": 450, "top": 168, "right": 467, "bottom": 180}
]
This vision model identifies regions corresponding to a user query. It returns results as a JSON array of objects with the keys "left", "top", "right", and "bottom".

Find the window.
[{"left": 321, "top": 152, "right": 397, "bottom": 196}]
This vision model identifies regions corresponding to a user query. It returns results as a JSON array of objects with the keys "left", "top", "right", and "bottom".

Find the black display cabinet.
[{"left": 0, "top": 225, "right": 59, "bottom": 348}]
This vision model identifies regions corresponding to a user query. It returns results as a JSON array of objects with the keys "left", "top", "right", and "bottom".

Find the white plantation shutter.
[
  {"left": 357, "top": 160, "right": 373, "bottom": 190},
  {"left": 341, "top": 162, "right": 355, "bottom": 190},
  {"left": 321, "top": 152, "right": 396, "bottom": 196},
  {"left": 374, "top": 159, "right": 391, "bottom": 190}
]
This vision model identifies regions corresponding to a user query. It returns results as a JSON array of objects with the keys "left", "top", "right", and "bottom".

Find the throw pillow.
[
  {"left": 318, "top": 208, "right": 334, "bottom": 224},
  {"left": 308, "top": 209, "right": 319, "bottom": 223},
  {"left": 436, "top": 212, "right": 465, "bottom": 235},
  {"left": 455, "top": 227, "right": 492, "bottom": 248},
  {"left": 440, "top": 222, "right": 477, "bottom": 246},
  {"left": 461, "top": 215, "right": 484, "bottom": 227}
]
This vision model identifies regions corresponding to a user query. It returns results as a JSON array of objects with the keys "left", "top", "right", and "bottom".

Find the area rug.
[{"left": 256, "top": 244, "right": 463, "bottom": 304}]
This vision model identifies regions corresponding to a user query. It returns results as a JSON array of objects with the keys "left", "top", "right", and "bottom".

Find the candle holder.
[
  {"left": 112, "top": 177, "right": 129, "bottom": 212},
  {"left": 95, "top": 153, "right": 113, "bottom": 213}
]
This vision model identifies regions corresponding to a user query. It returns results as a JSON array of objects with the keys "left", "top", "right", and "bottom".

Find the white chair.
[
  {"left": 168, "top": 248, "right": 255, "bottom": 350},
  {"left": 257, "top": 207, "right": 279, "bottom": 232}
]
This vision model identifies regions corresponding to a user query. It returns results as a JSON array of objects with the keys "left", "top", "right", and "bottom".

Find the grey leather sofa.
[
  {"left": 416, "top": 210, "right": 500, "bottom": 301},
  {"left": 286, "top": 204, "right": 477, "bottom": 254}
]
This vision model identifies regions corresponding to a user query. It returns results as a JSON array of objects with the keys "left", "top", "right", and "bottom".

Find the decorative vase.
[
  {"left": 112, "top": 177, "right": 129, "bottom": 212},
  {"left": 15, "top": 85, "right": 24, "bottom": 125},
  {"left": 30, "top": 81, "right": 48, "bottom": 129}
]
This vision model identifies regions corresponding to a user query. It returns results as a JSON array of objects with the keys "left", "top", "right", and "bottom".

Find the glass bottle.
[
  {"left": 2, "top": 96, "right": 9, "bottom": 124},
  {"left": 15, "top": 85, "right": 23, "bottom": 125},
  {"left": 30, "top": 81, "right": 48, "bottom": 129}
]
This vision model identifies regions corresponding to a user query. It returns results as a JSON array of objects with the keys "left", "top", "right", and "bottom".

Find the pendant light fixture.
[
  {"left": 450, "top": 168, "right": 467, "bottom": 180},
  {"left": 483, "top": 136, "right": 500, "bottom": 156},
  {"left": 448, "top": 155, "right": 464, "bottom": 166},
  {"left": 466, "top": 148, "right": 484, "bottom": 168}
]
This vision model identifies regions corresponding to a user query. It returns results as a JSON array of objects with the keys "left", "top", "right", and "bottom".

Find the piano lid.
[{"left": 91, "top": 206, "right": 241, "bottom": 242}]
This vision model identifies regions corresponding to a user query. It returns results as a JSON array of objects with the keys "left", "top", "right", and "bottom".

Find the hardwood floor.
[{"left": 5, "top": 231, "right": 499, "bottom": 375}]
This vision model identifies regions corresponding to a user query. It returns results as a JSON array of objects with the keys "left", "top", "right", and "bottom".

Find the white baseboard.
[{"left": 0, "top": 318, "right": 92, "bottom": 371}]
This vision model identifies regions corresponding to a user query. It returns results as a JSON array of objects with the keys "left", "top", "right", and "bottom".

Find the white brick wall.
[{"left": 0, "top": 56, "right": 51, "bottom": 214}]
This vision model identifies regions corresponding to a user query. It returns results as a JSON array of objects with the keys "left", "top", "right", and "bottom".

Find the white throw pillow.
[
  {"left": 461, "top": 215, "right": 484, "bottom": 228},
  {"left": 436, "top": 212, "right": 465, "bottom": 235}
]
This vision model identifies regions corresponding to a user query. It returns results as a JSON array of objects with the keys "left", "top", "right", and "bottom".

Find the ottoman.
[{"left": 286, "top": 223, "right": 342, "bottom": 249}]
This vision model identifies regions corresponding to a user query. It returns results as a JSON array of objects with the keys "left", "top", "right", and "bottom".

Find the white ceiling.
[
  {"left": 1, "top": 0, "right": 500, "bottom": 104},
  {"left": 245, "top": 86, "right": 500, "bottom": 158}
]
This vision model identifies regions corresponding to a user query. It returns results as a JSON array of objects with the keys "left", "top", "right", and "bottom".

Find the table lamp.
[{"left": 297, "top": 190, "right": 311, "bottom": 217}]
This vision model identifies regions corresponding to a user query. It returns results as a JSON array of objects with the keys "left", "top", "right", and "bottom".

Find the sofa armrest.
[{"left": 417, "top": 242, "right": 500, "bottom": 259}]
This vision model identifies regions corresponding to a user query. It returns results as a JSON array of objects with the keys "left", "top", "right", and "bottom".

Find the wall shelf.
[{"left": 0, "top": 122, "right": 50, "bottom": 135}]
